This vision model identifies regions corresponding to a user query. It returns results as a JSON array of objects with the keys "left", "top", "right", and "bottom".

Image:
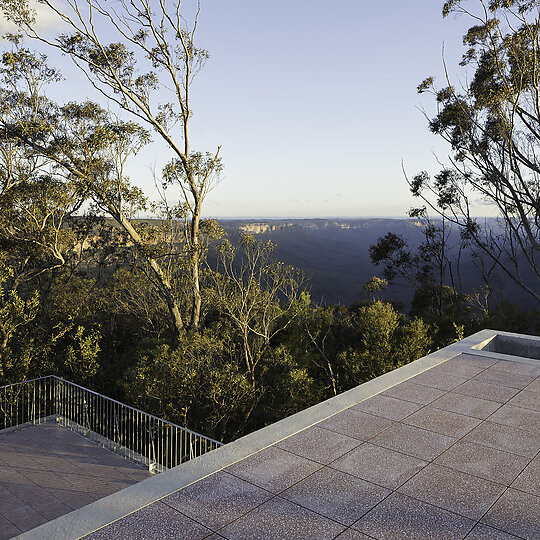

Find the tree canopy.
[{"left": 413, "top": 0, "right": 540, "bottom": 301}]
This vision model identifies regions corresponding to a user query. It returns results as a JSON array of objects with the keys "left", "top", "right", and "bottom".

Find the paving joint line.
[{"left": 316, "top": 354, "right": 515, "bottom": 534}]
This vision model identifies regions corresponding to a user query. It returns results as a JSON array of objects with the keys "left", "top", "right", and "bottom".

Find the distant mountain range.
[{"left": 217, "top": 218, "right": 537, "bottom": 311}]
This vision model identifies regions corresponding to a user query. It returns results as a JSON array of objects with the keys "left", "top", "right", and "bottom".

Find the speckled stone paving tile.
[
  {"left": 510, "top": 455, "right": 540, "bottom": 497},
  {"left": 9, "top": 484, "right": 63, "bottom": 514},
  {"left": 163, "top": 471, "right": 273, "bottom": 531},
  {"left": 429, "top": 357, "right": 490, "bottom": 378},
  {"left": 525, "top": 377, "right": 540, "bottom": 393},
  {"left": 466, "top": 523, "right": 521, "bottom": 539},
  {"left": 18, "top": 469, "right": 74, "bottom": 491},
  {"left": 472, "top": 368, "right": 538, "bottom": 389},
  {"left": 401, "top": 407, "right": 481, "bottom": 438},
  {"left": 225, "top": 446, "right": 321, "bottom": 493},
  {"left": 353, "top": 492, "right": 475, "bottom": 539},
  {"left": 218, "top": 495, "right": 345, "bottom": 540},
  {"left": 453, "top": 379, "right": 520, "bottom": 403},
  {"left": 352, "top": 394, "right": 422, "bottom": 421},
  {"left": 0, "top": 513, "right": 21, "bottom": 540},
  {"left": 434, "top": 440, "right": 529, "bottom": 484},
  {"left": 430, "top": 392, "right": 501, "bottom": 419},
  {"left": 462, "top": 420, "right": 540, "bottom": 458},
  {"left": 397, "top": 463, "right": 506, "bottom": 521},
  {"left": 381, "top": 381, "right": 446, "bottom": 404},
  {"left": 0, "top": 502, "right": 48, "bottom": 533},
  {"left": 491, "top": 360, "right": 540, "bottom": 377},
  {"left": 280, "top": 467, "right": 390, "bottom": 526},
  {"left": 85, "top": 501, "right": 213, "bottom": 540},
  {"left": 408, "top": 369, "right": 468, "bottom": 391},
  {"left": 36, "top": 499, "right": 74, "bottom": 522},
  {"left": 274, "top": 425, "right": 361, "bottom": 464},
  {"left": 370, "top": 422, "right": 457, "bottom": 461},
  {"left": 0, "top": 486, "right": 30, "bottom": 517},
  {"left": 317, "top": 408, "right": 394, "bottom": 441},
  {"left": 507, "top": 389, "right": 540, "bottom": 412},
  {"left": 451, "top": 353, "right": 500, "bottom": 369},
  {"left": 488, "top": 404, "right": 540, "bottom": 433},
  {"left": 0, "top": 421, "right": 151, "bottom": 536},
  {"left": 330, "top": 442, "right": 427, "bottom": 489},
  {"left": 482, "top": 488, "right": 540, "bottom": 539},
  {"left": 334, "top": 529, "right": 373, "bottom": 539}
]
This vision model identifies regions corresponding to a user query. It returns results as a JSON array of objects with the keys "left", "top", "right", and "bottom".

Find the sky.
[{"left": 0, "top": 1, "right": 481, "bottom": 218}]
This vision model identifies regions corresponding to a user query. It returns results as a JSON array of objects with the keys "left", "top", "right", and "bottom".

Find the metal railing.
[{"left": 0, "top": 376, "right": 222, "bottom": 473}]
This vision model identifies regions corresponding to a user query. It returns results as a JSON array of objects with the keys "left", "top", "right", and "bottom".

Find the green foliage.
[
  {"left": 257, "top": 344, "right": 322, "bottom": 426},
  {"left": 64, "top": 325, "right": 101, "bottom": 382},
  {"left": 339, "top": 301, "right": 432, "bottom": 383},
  {"left": 122, "top": 331, "right": 252, "bottom": 440},
  {"left": 0, "top": 257, "right": 39, "bottom": 379},
  {"left": 281, "top": 300, "right": 434, "bottom": 402}
]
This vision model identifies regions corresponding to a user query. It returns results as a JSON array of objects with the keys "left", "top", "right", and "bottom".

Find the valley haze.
[{"left": 216, "top": 217, "right": 537, "bottom": 310}]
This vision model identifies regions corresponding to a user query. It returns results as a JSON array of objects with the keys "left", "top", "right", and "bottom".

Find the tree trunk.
[
  {"left": 0, "top": 324, "right": 8, "bottom": 349},
  {"left": 189, "top": 197, "right": 202, "bottom": 329},
  {"left": 115, "top": 210, "right": 185, "bottom": 337}
]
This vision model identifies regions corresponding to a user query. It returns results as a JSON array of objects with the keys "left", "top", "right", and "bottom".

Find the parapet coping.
[{"left": 17, "top": 328, "right": 539, "bottom": 540}]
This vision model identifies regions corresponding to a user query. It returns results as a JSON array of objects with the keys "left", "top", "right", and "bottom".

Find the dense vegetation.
[{"left": 0, "top": 216, "right": 537, "bottom": 442}]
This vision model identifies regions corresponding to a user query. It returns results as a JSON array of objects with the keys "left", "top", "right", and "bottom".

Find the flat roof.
[
  {"left": 16, "top": 330, "right": 540, "bottom": 540},
  {"left": 0, "top": 422, "right": 150, "bottom": 538}
]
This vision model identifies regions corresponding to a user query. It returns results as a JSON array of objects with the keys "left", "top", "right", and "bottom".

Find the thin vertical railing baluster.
[
  {"left": 149, "top": 417, "right": 152, "bottom": 470},
  {"left": 110, "top": 399, "right": 113, "bottom": 445},
  {"left": 158, "top": 422, "right": 161, "bottom": 470},
  {"left": 129, "top": 409, "right": 132, "bottom": 461},
  {"left": 58, "top": 381, "right": 61, "bottom": 423},
  {"left": 175, "top": 427, "right": 178, "bottom": 467}
]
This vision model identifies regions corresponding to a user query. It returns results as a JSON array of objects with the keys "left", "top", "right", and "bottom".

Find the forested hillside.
[
  {"left": 0, "top": 213, "right": 537, "bottom": 442},
  {"left": 218, "top": 218, "right": 539, "bottom": 310}
]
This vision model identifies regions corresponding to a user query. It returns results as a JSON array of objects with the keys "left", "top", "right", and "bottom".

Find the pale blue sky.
[
  {"left": 2, "top": 1, "right": 479, "bottom": 217},
  {"left": 180, "top": 0, "right": 474, "bottom": 217}
]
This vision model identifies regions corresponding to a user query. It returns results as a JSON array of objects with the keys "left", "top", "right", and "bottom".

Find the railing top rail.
[
  {"left": 49, "top": 376, "right": 222, "bottom": 446},
  {"left": 0, "top": 375, "right": 54, "bottom": 392}
]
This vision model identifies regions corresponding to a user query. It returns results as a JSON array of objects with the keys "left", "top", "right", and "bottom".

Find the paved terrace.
[
  {"left": 0, "top": 422, "right": 150, "bottom": 539},
  {"left": 16, "top": 330, "right": 540, "bottom": 540}
]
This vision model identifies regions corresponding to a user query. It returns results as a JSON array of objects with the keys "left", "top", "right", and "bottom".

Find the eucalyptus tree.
[
  {"left": 370, "top": 215, "right": 465, "bottom": 318},
  {"left": 0, "top": 43, "right": 189, "bottom": 336},
  {"left": 413, "top": 0, "right": 540, "bottom": 302},
  {"left": 1, "top": 0, "right": 223, "bottom": 328},
  {"left": 0, "top": 45, "right": 84, "bottom": 282},
  {"left": 213, "top": 235, "right": 303, "bottom": 391}
]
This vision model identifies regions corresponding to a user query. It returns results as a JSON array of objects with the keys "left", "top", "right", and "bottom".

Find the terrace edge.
[{"left": 16, "top": 328, "right": 538, "bottom": 540}]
